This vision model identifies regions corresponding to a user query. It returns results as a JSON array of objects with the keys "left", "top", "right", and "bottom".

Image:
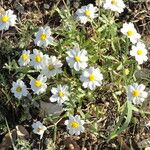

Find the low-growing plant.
[{"left": 0, "top": 0, "right": 149, "bottom": 149}]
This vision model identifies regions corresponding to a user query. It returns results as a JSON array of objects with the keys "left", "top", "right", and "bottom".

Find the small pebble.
[{"left": 44, "top": 4, "right": 50, "bottom": 9}]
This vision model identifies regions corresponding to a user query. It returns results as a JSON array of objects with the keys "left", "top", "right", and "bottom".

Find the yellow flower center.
[
  {"left": 89, "top": 74, "right": 95, "bottom": 81},
  {"left": 84, "top": 10, "right": 91, "bottom": 17},
  {"left": 123, "top": 69, "right": 129, "bottom": 75},
  {"left": 58, "top": 91, "right": 64, "bottom": 97},
  {"left": 1, "top": 15, "right": 9, "bottom": 23},
  {"left": 34, "top": 80, "right": 42, "bottom": 87},
  {"left": 137, "top": 49, "right": 143, "bottom": 55},
  {"left": 40, "top": 33, "right": 47, "bottom": 40},
  {"left": 21, "top": 54, "right": 29, "bottom": 61},
  {"left": 35, "top": 55, "right": 42, "bottom": 62},
  {"left": 16, "top": 87, "right": 22, "bottom": 92},
  {"left": 74, "top": 56, "right": 80, "bottom": 62},
  {"left": 48, "top": 64, "right": 54, "bottom": 70},
  {"left": 127, "top": 30, "right": 134, "bottom": 36},
  {"left": 36, "top": 127, "right": 43, "bottom": 133},
  {"left": 132, "top": 90, "right": 140, "bottom": 97},
  {"left": 111, "top": 0, "right": 117, "bottom": 5},
  {"left": 71, "top": 121, "right": 79, "bottom": 128}
]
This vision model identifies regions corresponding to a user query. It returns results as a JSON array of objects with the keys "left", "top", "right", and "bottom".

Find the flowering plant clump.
[{"left": 0, "top": 0, "right": 149, "bottom": 149}]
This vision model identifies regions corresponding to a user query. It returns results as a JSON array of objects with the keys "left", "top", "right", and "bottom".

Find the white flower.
[
  {"left": 30, "top": 49, "right": 49, "bottom": 70},
  {"left": 30, "top": 75, "right": 47, "bottom": 95},
  {"left": 103, "top": 0, "right": 125, "bottom": 13},
  {"left": 66, "top": 45, "right": 88, "bottom": 71},
  {"left": 145, "top": 147, "right": 150, "bottom": 150},
  {"left": 18, "top": 50, "right": 30, "bottom": 66},
  {"left": 130, "top": 42, "right": 148, "bottom": 64},
  {"left": 75, "top": 4, "right": 98, "bottom": 24},
  {"left": 127, "top": 83, "right": 148, "bottom": 105},
  {"left": 41, "top": 56, "right": 63, "bottom": 78},
  {"left": 65, "top": 115, "right": 85, "bottom": 135},
  {"left": 80, "top": 67, "right": 103, "bottom": 90},
  {"left": 0, "top": 9, "right": 17, "bottom": 30},
  {"left": 11, "top": 79, "right": 28, "bottom": 99},
  {"left": 32, "top": 121, "right": 47, "bottom": 139},
  {"left": 121, "top": 22, "right": 141, "bottom": 44},
  {"left": 49, "top": 85, "right": 69, "bottom": 105},
  {"left": 34, "top": 26, "right": 54, "bottom": 47}
]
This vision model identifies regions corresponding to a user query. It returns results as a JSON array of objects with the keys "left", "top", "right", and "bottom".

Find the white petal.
[
  {"left": 89, "top": 82, "right": 96, "bottom": 90},
  {"left": 82, "top": 81, "right": 89, "bottom": 88},
  {"left": 50, "top": 95, "right": 58, "bottom": 102},
  {"left": 140, "top": 91, "right": 148, "bottom": 98},
  {"left": 137, "top": 84, "right": 145, "bottom": 91}
]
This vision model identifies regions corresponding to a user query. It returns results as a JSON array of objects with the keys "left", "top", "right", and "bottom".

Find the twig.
[
  {"left": 47, "top": 117, "right": 63, "bottom": 129},
  {"left": 5, "top": 118, "right": 16, "bottom": 150}
]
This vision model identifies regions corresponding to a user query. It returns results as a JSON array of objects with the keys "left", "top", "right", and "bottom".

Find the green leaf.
[
  {"left": 109, "top": 101, "right": 132, "bottom": 140},
  {"left": 117, "top": 63, "right": 123, "bottom": 71}
]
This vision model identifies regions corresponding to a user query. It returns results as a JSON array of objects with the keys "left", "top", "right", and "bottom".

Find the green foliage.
[
  {"left": 109, "top": 101, "right": 133, "bottom": 140},
  {"left": 45, "top": 139, "right": 56, "bottom": 150},
  {"left": 14, "top": 139, "right": 31, "bottom": 150},
  {"left": 0, "top": 1, "right": 149, "bottom": 149}
]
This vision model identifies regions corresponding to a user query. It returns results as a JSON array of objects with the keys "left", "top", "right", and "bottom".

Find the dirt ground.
[{"left": 0, "top": 0, "right": 150, "bottom": 150}]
